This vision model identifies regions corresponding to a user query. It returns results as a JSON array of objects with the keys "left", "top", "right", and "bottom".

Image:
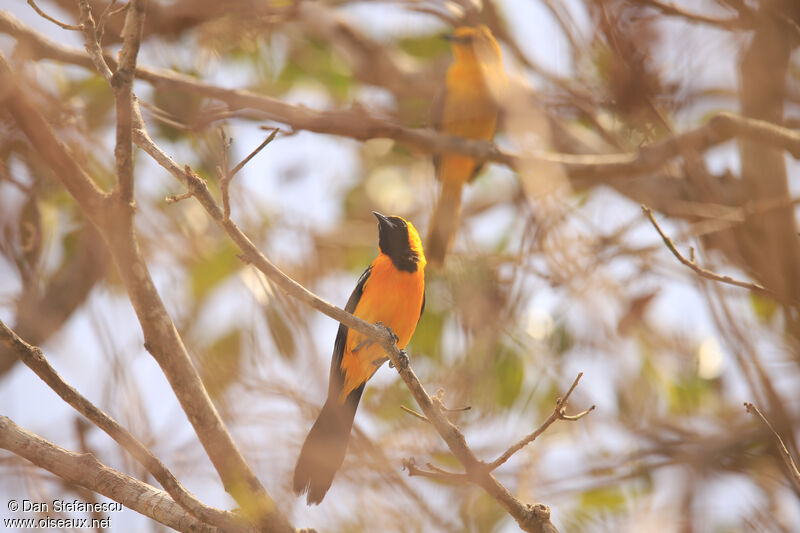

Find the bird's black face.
[{"left": 374, "top": 212, "right": 420, "bottom": 273}]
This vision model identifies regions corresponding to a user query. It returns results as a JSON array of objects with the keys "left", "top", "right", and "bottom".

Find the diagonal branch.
[
  {"left": 744, "top": 402, "right": 800, "bottom": 492},
  {"left": 26, "top": 0, "right": 82, "bottom": 30},
  {"left": 0, "top": 416, "right": 218, "bottom": 533},
  {"left": 641, "top": 204, "right": 794, "bottom": 304},
  {"left": 488, "top": 372, "right": 594, "bottom": 471},
  {"left": 0, "top": 321, "right": 249, "bottom": 533}
]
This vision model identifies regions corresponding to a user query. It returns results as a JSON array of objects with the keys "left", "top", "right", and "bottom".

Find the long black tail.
[{"left": 293, "top": 386, "right": 364, "bottom": 505}]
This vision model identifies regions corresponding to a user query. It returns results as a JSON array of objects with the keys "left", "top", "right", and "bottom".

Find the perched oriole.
[
  {"left": 426, "top": 25, "right": 504, "bottom": 267},
  {"left": 293, "top": 212, "right": 426, "bottom": 504}
]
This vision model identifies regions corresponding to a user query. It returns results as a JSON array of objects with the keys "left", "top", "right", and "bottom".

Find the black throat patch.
[{"left": 377, "top": 217, "right": 419, "bottom": 273}]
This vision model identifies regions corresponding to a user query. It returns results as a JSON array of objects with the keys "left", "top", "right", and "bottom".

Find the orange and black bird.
[
  {"left": 293, "top": 212, "right": 426, "bottom": 504},
  {"left": 426, "top": 25, "right": 504, "bottom": 268}
]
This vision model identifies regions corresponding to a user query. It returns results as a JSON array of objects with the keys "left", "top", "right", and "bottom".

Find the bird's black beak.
[{"left": 373, "top": 211, "right": 391, "bottom": 228}]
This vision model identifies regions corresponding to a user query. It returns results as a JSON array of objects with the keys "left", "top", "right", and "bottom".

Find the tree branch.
[
  {"left": 3, "top": 11, "right": 800, "bottom": 183},
  {"left": 0, "top": 321, "right": 250, "bottom": 533},
  {"left": 634, "top": 0, "right": 750, "bottom": 30},
  {"left": 0, "top": 416, "right": 218, "bottom": 533},
  {"left": 108, "top": 0, "right": 146, "bottom": 205},
  {"left": 0, "top": 50, "right": 293, "bottom": 533},
  {"left": 744, "top": 402, "right": 800, "bottom": 492},
  {"left": 641, "top": 204, "right": 794, "bottom": 304},
  {"left": 488, "top": 373, "right": 594, "bottom": 471},
  {"left": 26, "top": 0, "right": 82, "bottom": 30}
]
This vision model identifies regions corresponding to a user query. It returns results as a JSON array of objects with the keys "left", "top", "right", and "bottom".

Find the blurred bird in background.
[{"left": 426, "top": 25, "right": 505, "bottom": 268}]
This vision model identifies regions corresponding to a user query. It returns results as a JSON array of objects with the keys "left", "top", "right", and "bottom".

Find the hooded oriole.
[
  {"left": 426, "top": 25, "right": 504, "bottom": 268},
  {"left": 293, "top": 212, "right": 426, "bottom": 504}
]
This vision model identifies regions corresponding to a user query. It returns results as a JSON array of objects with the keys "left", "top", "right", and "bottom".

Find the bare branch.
[
  {"left": 400, "top": 404, "right": 431, "bottom": 423},
  {"left": 641, "top": 205, "right": 793, "bottom": 303},
  {"left": 96, "top": 0, "right": 127, "bottom": 43},
  {"left": 402, "top": 458, "right": 469, "bottom": 483},
  {"left": 0, "top": 416, "right": 218, "bottom": 533},
  {"left": 4, "top": 11, "right": 800, "bottom": 181},
  {"left": 634, "top": 0, "right": 750, "bottom": 30},
  {"left": 109, "top": 0, "right": 147, "bottom": 205},
  {"left": 0, "top": 321, "right": 250, "bottom": 533},
  {"left": 230, "top": 128, "right": 279, "bottom": 179},
  {"left": 488, "top": 373, "right": 594, "bottom": 471},
  {"left": 744, "top": 402, "right": 800, "bottom": 492},
  {"left": 76, "top": 0, "right": 113, "bottom": 81},
  {"left": 26, "top": 0, "right": 82, "bottom": 30},
  {"left": 216, "top": 129, "right": 277, "bottom": 221}
]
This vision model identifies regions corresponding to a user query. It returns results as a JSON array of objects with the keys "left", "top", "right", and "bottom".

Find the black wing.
[
  {"left": 418, "top": 292, "right": 425, "bottom": 324},
  {"left": 328, "top": 265, "right": 372, "bottom": 397}
]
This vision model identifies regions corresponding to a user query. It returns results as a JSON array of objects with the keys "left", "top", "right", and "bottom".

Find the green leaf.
[
  {"left": 410, "top": 308, "right": 444, "bottom": 360},
  {"left": 550, "top": 321, "right": 574, "bottom": 355},
  {"left": 397, "top": 34, "right": 450, "bottom": 59},
  {"left": 64, "top": 75, "right": 114, "bottom": 130},
  {"left": 493, "top": 345, "right": 524, "bottom": 408},
  {"left": 190, "top": 241, "right": 240, "bottom": 302},
  {"left": 668, "top": 374, "right": 711, "bottom": 414},
  {"left": 750, "top": 293, "right": 778, "bottom": 323},
  {"left": 579, "top": 486, "right": 626, "bottom": 512},
  {"left": 460, "top": 492, "right": 505, "bottom": 533},
  {"left": 365, "top": 380, "right": 414, "bottom": 422},
  {"left": 200, "top": 329, "right": 242, "bottom": 399}
]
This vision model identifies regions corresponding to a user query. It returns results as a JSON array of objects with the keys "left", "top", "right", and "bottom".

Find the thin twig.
[
  {"left": 26, "top": 0, "right": 82, "bottom": 30},
  {"left": 744, "top": 402, "right": 800, "bottom": 491},
  {"left": 165, "top": 191, "right": 193, "bottom": 204},
  {"left": 488, "top": 373, "right": 594, "bottom": 471},
  {"left": 230, "top": 128, "right": 279, "bottom": 178},
  {"left": 641, "top": 205, "right": 792, "bottom": 304},
  {"left": 218, "top": 129, "right": 279, "bottom": 220},
  {"left": 76, "top": 0, "right": 113, "bottom": 81},
  {"left": 402, "top": 458, "right": 469, "bottom": 484},
  {"left": 96, "top": 0, "right": 127, "bottom": 43},
  {"left": 400, "top": 404, "right": 430, "bottom": 423}
]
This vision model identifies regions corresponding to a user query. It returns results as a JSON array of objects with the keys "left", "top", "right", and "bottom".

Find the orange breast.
[
  {"left": 439, "top": 63, "right": 499, "bottom": 186},
  {"left": 338, "top": 254, "right": 425, "bottom": 401}
]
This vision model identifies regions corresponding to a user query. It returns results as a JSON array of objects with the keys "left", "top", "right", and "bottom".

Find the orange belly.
[
  {"left": 339, "top": 254, "right": 424, "bottom": 401},
  {"left": 439, "top": 64, "right": 498, "bottom": 186}
]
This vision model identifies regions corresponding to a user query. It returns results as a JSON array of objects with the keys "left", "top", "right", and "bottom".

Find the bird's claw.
[
  {"left": 375, "top": 322, "right": 399, "bottom": 344},
  {"left": 389, "top": 350, "right": 409, "bottom": 370}
]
